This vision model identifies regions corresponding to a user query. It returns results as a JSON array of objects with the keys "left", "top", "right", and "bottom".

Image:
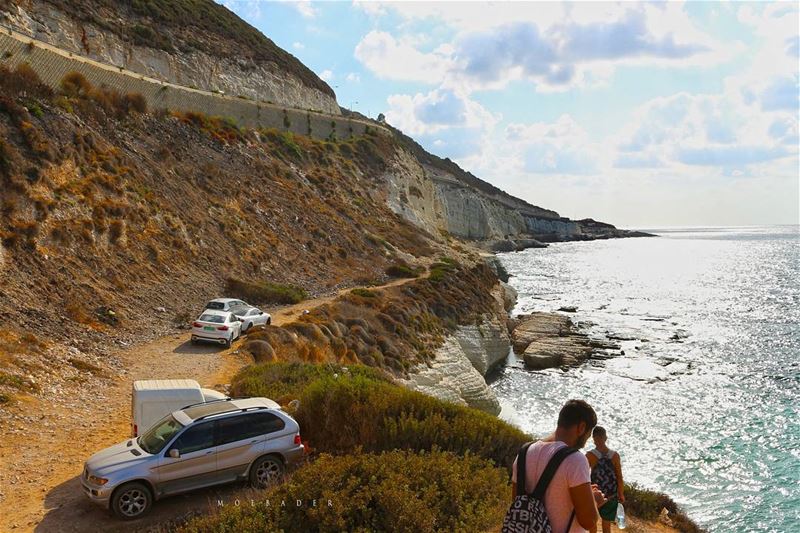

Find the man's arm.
[
  {"left": 569, "top": 482, "right": 602, "bottom": 531},
  {"left": 613, "top": 453, "right": 625, "bottom": 503},
  {"left": 586, "top": 452, "right": 597, "bottom": 470}
]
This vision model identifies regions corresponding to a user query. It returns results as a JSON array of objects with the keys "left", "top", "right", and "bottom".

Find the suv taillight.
[{"left": 294, "top": 434, "right": 302, "bottom": 445}]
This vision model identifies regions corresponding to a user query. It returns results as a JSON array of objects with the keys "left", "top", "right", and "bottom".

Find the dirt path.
[{"left": 0, "top": 277, "right": 418, "bottom": 532}]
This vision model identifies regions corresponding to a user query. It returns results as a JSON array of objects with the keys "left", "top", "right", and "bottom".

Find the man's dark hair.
[
  {"left": 593, "top": 425, "right": 606, "bottom": 437},
  {"left": 557, "top": 399, "right": 597, "bottom": 430}
]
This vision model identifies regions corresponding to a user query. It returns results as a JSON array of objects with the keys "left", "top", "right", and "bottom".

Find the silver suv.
[{"left": 81, "top": 398, "right": 304, "bottom": 520}]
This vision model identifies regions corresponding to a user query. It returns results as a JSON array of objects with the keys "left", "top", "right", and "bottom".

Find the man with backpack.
[
  {"left": 587, "top": 426, "right": 625, "bottom": 533},
  {"left": 503, "top": 399, "right": 606, "bottom": 533}
]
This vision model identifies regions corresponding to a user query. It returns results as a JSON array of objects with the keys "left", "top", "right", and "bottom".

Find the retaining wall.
[{"left": 0, "top": 27, "right": 385, "bottom": 141}]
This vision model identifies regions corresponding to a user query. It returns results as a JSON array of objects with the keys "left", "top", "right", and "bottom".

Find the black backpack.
[
  {"left": 590, "top": 450, "right": 617, "bottom": 498},
  {"left": 501, "top": 442, "right": 578, "bottom": 533}
]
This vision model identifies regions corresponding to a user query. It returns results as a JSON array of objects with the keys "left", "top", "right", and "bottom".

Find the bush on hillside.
[
  {"left": 181, "top": 450, "right": 509, "bottom": 533},
  {"left": 226, "top": 277, "right": 307, "bottom": 305},
  {"left": 230, "top": 361, "right": 391, "bottom": 404},
  {"left": 259, "top": 368, "right": 528, "bottom": 470},
  {"left": 0, "top": 63, "right": 53, "bottom": 100},
  {"left": 385, "top": 262, "right": 421, "bottom": 278},
  {"left": 174, "top": 111, "right": 244, "bottom": 143},
  {"left": 59, "top": 71, "right": 147, "bottom": 118},
  {"left": 624, "top": 483, "right": 705, "bottom": 533}
]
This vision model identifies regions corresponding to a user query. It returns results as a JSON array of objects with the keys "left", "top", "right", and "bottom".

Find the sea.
[{"left": 491, "top": 226, "right": 799, "bottom": 532}]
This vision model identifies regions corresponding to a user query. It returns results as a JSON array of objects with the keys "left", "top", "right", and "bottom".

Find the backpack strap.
[
  {"left": 515, "top": 441, "right": 534, "bottom": 496},
  {"left": 531, "top": 445, "right": 578, "bottom": 500}
]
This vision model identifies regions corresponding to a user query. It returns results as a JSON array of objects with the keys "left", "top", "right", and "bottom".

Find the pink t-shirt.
[{"left": 511, "top": 441, "right": 592, "bottom": 533}]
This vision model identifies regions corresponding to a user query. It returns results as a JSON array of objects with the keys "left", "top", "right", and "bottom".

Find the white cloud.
[
  {"left": 292, "top": 41, "right": 305, "bottom": 50},
  {"left": 345, "top": 72, "right": 361, "bottom": 83},
  {"left": 615, "top": 90, "right": 798, "bottom": 172},
  {"left": 384, "top": 88, "right": 498, "bottom": 160},
  {"left": 291, "top": 0, "right": 317, "bottom": 18},
  {"left": 354, "top": 4, "right": 733, "bottom": 93},
  {"left": 504, "top": 115, "right": 605, "bottom": 175},
  {"left": 319, "top": 69, "right": 334, "bottom": 82},
  {"left": 354, "top": 31, "right": 450, "bottom": 84}
]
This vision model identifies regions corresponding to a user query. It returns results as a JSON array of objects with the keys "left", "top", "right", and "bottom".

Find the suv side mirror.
[{"left": 169, "top": 449, "right": 180, "bottom": 459}]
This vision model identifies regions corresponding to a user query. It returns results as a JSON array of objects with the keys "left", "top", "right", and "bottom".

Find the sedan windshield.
[
  {"left": 198, "top": 314, "right": 224, "bottom": 323},
  {"left": 138, "top": 415, "right": 184, "bottom": 454},
  {"left": 206, "top": 302, "right": 225, "bottom": 310}
]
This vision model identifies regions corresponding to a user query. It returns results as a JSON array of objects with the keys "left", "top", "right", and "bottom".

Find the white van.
[{"left": 131, "top": 379, "right": 228, "bottom": 436}]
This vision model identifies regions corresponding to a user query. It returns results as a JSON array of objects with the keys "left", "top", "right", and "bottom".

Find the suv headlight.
[{"left": 88, "top": 475, "right": 108, "bottom": 485}]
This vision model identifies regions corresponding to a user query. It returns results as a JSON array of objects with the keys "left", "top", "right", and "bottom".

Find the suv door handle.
[{"left": 205, "top": 450, "right": 214, "bottom": 455}]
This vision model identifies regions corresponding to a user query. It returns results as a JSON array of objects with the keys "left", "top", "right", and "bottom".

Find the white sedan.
[
  {"left": 191, "top": 310, "right": 242, "bottom": 347},
  {"left": 236, "top": 307, "right": 272, "bottom": 331}
]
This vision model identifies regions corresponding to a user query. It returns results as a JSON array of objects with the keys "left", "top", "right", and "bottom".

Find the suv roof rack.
[
  {"left": 194, "top": 405, "right": 270, "bottom": 422},
  {"left": 179, "top": 397, "right": 233, "bottom": 411}
]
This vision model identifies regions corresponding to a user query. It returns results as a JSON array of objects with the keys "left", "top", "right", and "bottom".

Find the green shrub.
[
  {"left": 294, "top": 373, "right": 528, "bottom": 470},
  {"left": 624, "top": 483, "right": 704, "bottom": 532},
  {"left": 226, "top": 277, "right": 307, "bottom": 305},
  {"left": 385, "top": 263, "right": 420, "bottom": 278},
  {"left": 428, "top": 260, "right": 457, "bottom": 283},
  {"left": 181, "top": 450, "right": 509, "bottom": 533},
  {"left": 350, "top": 288, "right": 376, "bottom": 298},
  {"left": 231, "top": 361, "right": 390, "bottom": 404}
]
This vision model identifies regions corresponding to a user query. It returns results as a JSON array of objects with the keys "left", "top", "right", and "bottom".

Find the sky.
[{"left": 219, "top": 1, "right": 799, "bottom": 228}]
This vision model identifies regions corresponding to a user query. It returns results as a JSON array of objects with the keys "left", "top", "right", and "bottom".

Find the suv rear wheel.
[
  {"left": 250, "top": 455, "right": 284, "bottom": 489},
  {"left": 111, "top": 481, "right": 152, "bottom": 520}
]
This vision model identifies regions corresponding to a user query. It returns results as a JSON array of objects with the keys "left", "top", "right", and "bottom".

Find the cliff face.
[
  {"left": 401, "top": 282, "right": 516, "bottom": 414},
  {"left": 0, "top": 0, "right": 339, "bottom": 114}
]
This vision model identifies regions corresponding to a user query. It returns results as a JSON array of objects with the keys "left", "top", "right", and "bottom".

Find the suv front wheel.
[
  {"left": 250, "top": 455, "right": 284, "bottom": 489},
  {"left": 111, "top": 481, "right": 152, "bottom": 520}
]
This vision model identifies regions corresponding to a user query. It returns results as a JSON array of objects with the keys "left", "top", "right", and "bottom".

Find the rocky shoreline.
[
  {"left": 511, "top": 312, "right": 619, "bottom": 369},
  {"left": 481, "top": 226, "right": 655, "bottom": 253},
  {"left": 401, "top": 272, "right": 623, "bottom": 413}
]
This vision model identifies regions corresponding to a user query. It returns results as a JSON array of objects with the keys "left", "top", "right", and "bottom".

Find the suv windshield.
[{"left": 138, "top": 415, "right": 184, "bottom": 454}]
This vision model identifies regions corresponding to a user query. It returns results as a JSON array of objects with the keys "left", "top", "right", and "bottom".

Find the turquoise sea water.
[{"left": 491, "top": 226, "right": 800, "bottom": 532}]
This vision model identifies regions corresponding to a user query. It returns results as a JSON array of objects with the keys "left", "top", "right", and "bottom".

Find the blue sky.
[{"left": 220, "top": 1, "right": 799, "bottom": 227}]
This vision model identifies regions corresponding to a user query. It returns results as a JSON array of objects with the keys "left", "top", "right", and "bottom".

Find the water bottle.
[{"left": 616, "top": 503, "right": 626, "bottom": 529}]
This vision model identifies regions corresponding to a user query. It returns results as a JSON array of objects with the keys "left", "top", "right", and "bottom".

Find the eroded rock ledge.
[
  {"left": 400, "top": 282, "right": 515, "bottom": 415},
  {"left": 511, "top": 312, "right": 617, "bottom": 369}
]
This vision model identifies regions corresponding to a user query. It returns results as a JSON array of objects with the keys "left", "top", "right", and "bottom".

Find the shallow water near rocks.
[{"left": 491, "top": 226, "right": 799, "bottom": 532}]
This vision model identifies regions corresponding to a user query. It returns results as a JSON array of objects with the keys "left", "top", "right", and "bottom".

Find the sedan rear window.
[
  {"left": 206, "top": 302, "right": 225, "bottom": 310},
  {"left": 198, "top": 314, "right": 224, "bottom": 323}
]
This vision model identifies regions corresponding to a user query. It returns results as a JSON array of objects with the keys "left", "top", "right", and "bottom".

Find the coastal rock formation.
[
  {"left": 400, "top": 336, "right": 501, "bottom": 415},
  {"left": 401, "top": 281, "right": 515, "bottom": 413},
  {"left": 512, "top": 312, "right": 614, "bottom": 369},
  {"left": 454, "top": 316, "right": 510, "bottom": 376}
]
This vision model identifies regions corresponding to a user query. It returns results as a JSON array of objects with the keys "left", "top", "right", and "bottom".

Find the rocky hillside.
[
  {"left": 0, "top": 0, "right": 339, "bottom": 113},
  {"left": 0, "top": 65, "right": 448, "bottom": 374}
]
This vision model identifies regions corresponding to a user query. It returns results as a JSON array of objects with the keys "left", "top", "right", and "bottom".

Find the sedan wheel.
[
  {"left": 250, "top": 455, "right": 284, "bottom": 489},
  {"left": 111, "top": 482, "right": 152, "bottom": 520}
]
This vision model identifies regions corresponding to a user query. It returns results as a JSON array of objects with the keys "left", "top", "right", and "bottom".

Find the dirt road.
[{"left": 0, "top": 277, "right": 418, "bottom": 532}]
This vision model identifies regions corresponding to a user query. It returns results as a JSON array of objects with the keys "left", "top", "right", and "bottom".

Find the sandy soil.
[{"left": 0, "top": 277, "right": 417, "bottom": 532}]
